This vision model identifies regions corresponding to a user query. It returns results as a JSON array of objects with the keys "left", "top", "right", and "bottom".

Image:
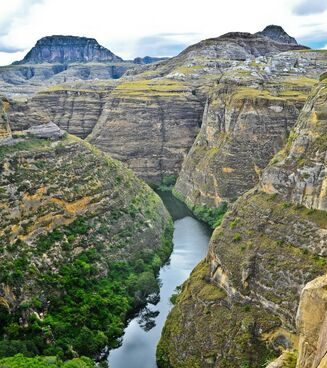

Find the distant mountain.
[
  {"left": 133, "top": 56, "right": 168, "bottom": 65},
  {"left": 13, "top": 35, "right": 123, "bottom": 64},
  {"left": 256, "top": 25, "right": 299, "bottom": 45}
]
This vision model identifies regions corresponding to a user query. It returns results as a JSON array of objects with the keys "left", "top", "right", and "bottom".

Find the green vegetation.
[
  {"left": 0, "top": 135, "right": 174, "bottom": 361},
  {"left": 172, "top": 188, "right": 228, "bottom": 228},
  {"left": 320, "top": 72, "right": 327, "bottom": 82},
  {"left": 0, "top": 217, "right": 173, "bottom": 359},
  {"left": 0, "top": 354, "right": 95, "bottom": 368},
  {"left": 232, "top": 233, "right": 242, "bottom": 242},
  {"left": 169, "top": 286, "right": 182, "bottom": 305},
  {"left": 158, "top": 175, "right": 177, "bottom": 191},
  {"left": 192, "top": 202, "right": 228, "bottom": 228},
  {"left": 0, "top": 138, "right": 52, "bottom": 161}
]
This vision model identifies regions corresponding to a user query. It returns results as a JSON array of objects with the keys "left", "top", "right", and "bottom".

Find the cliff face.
[
  {"left": 28, "top": 81, "right": 118, "bottom": 138},
  {"left": 2, "top": 27, "right": 309, "bottom": 182},
  {"left": 261, "top": 74, "right": 327, "bottom": 210},
  {"left": 0, "top": 113, "right": 172, "bottom": 356},
  {"left": 84, "top": 28, "right": 308, "bottom": 183},
  {"left": 157, "top": 76, "right": 327, "bottom": 368},
  {"left": 296, "top": 274, "right": 327, "bottom": 368},
  {"left": 174, "top": 50, "right": 327, "bottom": 209},
  {"left": 15, "top": 35, "right": 122, "bottom": 64},
  {"left": 86, "top": 79, "right": 204, "bottom": 182}
]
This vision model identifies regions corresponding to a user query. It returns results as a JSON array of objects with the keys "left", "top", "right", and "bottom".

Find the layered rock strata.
[
  {"left": 157, "top": 75, "right": 327, "bottom": 368},
  {"left": 174, "top": 50, "right": 327, "bottom": 208}
]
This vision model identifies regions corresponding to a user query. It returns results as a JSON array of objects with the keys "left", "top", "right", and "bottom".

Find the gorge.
[{"left": 0, "top": 22, "right": 326, "bottom": 368}]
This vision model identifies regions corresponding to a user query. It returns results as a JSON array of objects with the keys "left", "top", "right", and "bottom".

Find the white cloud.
[
  {"left": 0, "top": 0, "right": 326, "bottom": 65},
  {"left": 293, "top": 0, "right": 327, "bottom": 15},
  {"left": 0, "top": 50, "right": 27, "bottom": 65}
]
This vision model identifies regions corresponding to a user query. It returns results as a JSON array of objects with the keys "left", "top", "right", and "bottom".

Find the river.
[{"left": 108, "top": 191, "right": 211, "bottom": 368}]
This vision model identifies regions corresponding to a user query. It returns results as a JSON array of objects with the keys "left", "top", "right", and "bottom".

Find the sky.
[{"left": 0, "top": 0, "right": 327, "bottom": 65}]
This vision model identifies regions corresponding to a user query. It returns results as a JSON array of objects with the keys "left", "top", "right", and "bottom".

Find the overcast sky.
[{"left": 0, "top": 0, "right": 326, "bottom": 65}]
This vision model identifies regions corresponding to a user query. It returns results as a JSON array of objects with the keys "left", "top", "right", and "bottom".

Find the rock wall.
[
  {"left": 174, "top": 51, "right": 327, "bottom": 209},
  {"left": 296, "top": 275, "right": 327, "bottom": 368},
  {"left": 4, "top": 28, "right": 313, "bottom": 183},
  {"left": 261, "top": 76, "right": 327, "bottom": 211},
  {"left": 87, "top": 79, "right": 204, "bottom": 182},
  {"left": 157, "top": 75, "right": 327, "bottom": 368},
  {"left": 30, "top": 82, "right": 118, "bottom": 138}
]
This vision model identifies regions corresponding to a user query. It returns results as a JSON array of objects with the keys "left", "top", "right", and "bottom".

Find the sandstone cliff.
[
  {"left": 157, "top": 75, "right": 327, "bottom": 368},
  {"left": 261, "top": 73, "right": 327, "bottom": 211},
  {"left": 174, "top": 50, "right": 327, "bottom": 210},
  {"left": 85, "top": 27, "right": 308, "bottom": 183}
]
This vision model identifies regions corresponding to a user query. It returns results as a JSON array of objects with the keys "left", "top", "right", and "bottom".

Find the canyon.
[{"left": 0, "top": 24, "right": 326, "bottom": 368}]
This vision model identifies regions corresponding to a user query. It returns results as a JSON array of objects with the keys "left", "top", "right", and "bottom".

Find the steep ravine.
[
  {"left": 108, "top": 192, "right": 211, "bottom": 368},
  {"left": 157, "top": 75, "right": 327, "bottom": 367}
]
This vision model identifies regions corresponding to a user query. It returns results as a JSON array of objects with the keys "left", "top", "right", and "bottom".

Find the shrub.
[
  {"left": 158, "top": 175, "right": 177, "bottom": 191},
  {"left": 233, "top": 233, "right": 242, "bottom": 242},
  {"left": 193, "top": 202, "right": 228, "bottom": 228}
]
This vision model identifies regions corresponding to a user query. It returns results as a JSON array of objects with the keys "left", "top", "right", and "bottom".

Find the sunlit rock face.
[
  {"left": 296, "top": 274, "right": 327, "bottom": 368},
  {"left": 174, "top": 51, "right": 327, "bottom": 209},
  {"left": 261, "top": 75, "right": 327, "bottom": 211}
]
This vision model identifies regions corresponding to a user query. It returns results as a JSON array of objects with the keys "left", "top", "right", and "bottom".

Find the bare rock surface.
[{"left": 26, "top": 121, "right": 65, "bottom": 139}]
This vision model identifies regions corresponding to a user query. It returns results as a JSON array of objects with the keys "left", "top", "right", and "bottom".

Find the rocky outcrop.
[
  {"left": 0, "top": 37, "right": 165, "bottom": 98},
  {"left": 296, "top": 275, "right": 327, "bottom": 368},
  {"left": 15, "top": 35, "right": 122, "bottom": 64},
  {"left": 157, "top": 75, "right": 327, "bottom": 368},
  {"left": 0, "top": 62, "right": 136, "bottom": 98},
  {"left": 261, "top": 78, "right": 327, "bottom": 211},
  {"left": 87, "top": 79, "right": 204, "bottom": 183},
  {"left": 28, "top": 81, "right": 118, "bottom": 138},
  {"left": 26, "top": 122, "right": 65, "bottom": 139},
  {"left": 5, "top": 96, "right": 49, "bottom": 131},
  {"left": 174, "top": 51, "right": 327, "bottom": 209},
  {"left": 257, "top": 25, "right": 299, "bottom": 45},
  {"left": 85, "top": 27, "right": 310, "bottom": 183},
  {"left": 2, "top": 27, "right": 313, "bottom": 184}
]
